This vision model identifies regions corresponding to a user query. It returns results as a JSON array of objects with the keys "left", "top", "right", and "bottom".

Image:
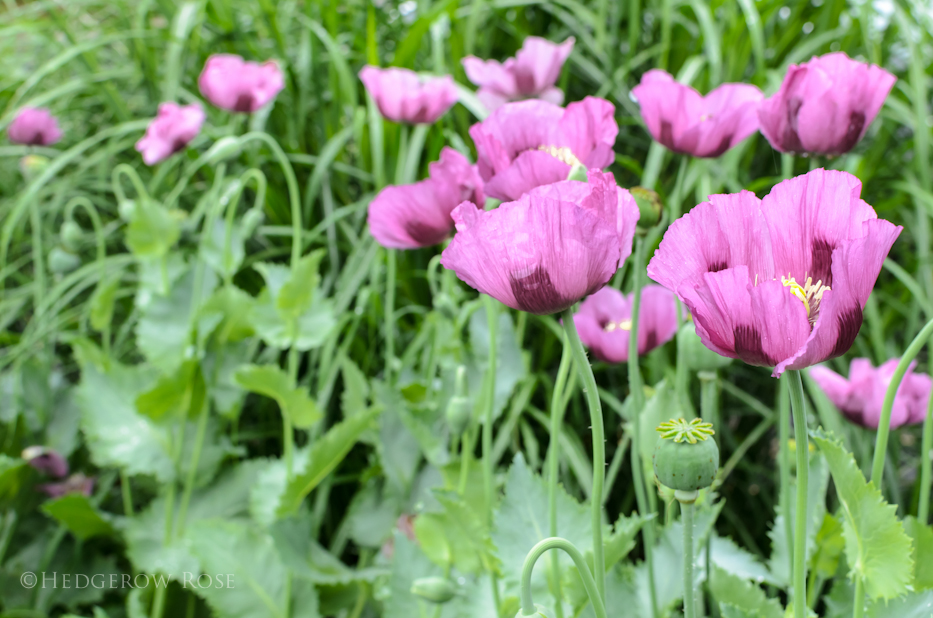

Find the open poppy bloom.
[
  {"left": 441, "top": 170, "right": 638, "bottom": 315},
  {"left": 469, "top": 97, "right": 617, "bottom": 202},
  {"left": 368, "top": 147, "right": 484, "bottom": 249},
  {"left": 810, "top": 358, "right": 931, "bottom": 429},
  {"left": 359, "top": 66, "right": 459, "bottom": 124},
  {"left": 632, "top": 69, "right": 763, "bottom": 158},
  {"left": 198, "top": 54, "right": 284, "bottom": 113},
  {"left": 573, "top": 285, "right": 679, "bottom": 363},
  {"left": 135, "top": 102, "right": 205, "bottom": 165},
  {"left": 647, "top": 168, "right": 901, "bottom": 378},
  {"left": 22, "top": 446, "right": 68, "bottom": 478},
  {"left": 8, "top": 107, "right": 62, "bottom": 146},
  {"left": 758, "top": 52, "right": 895, "bottom": 156},
  {"left": 462, "top": 36, "right": 574, "bottom": 111}
]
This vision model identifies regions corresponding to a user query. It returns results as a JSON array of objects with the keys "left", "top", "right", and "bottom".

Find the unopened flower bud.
[
  {"left": 48, "top": 247, "right": 81, "bottom": 274},
  {"left": 22, "top": 446, "right": 69, "bottom": 478},
  {"left": 678, "top": 321, "right": 732, "bottom": 372},
  {"left": 19, "top": 154, "right": 50, "bottom": 181},
  {"left": 241, "top": 208, "right": 264, "bottom": 237},
  {"left": 445, "top": 366, "right": 471, "bottom": 436},
  {"left": 205, "top": 136, "right": 242, "bottom": 163},
  {"left": 410, "top": 576, "right": 458, "bottom": 603},
  {"left": 631, "top": 186, "right": 662, "bottom": 229},
  {"left": 118, "top": 199, "right": 137, "bottom": 222},
  {"left": 60, "top": 221, "right": 83, "bottom": 252},
  {"left": 653, "top": 418, "right": 719, "bottom": 501}
]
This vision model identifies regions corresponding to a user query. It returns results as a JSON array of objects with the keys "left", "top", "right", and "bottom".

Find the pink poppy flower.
[
  {"left": 359, "top": 66, "right": 458, "bottom": 125},
  {"left": 758, "top": 52, "right": 895, "bottom": 156},
  {"left": 462, "top": 36, "right": 575, "bottom": 111},
  {"left": 22, "top": 446, "right": 68, "bottom": 478},
  {"left": 647, "top": 168, "right": 901, "bottom": 378},
  {"left": 368, "top": 147, "right": 485, "bottom": 249},
  {"left": 470, "top": 97, "right": 618, "bottom": 202},
  {"left": 441, "top": 170, "right": 638, "bottom": 315},
  {"left": 39, "top": 473, "right": 95, "bottom": 498},
  {"left": 573, "top": 285, "right": 679, "bottom": 363},
  {"left": 8, "top": 107, "right": 62, "bottom": 146},
  {"left": 198, "top": 54, "right": 284, "bottom": 113},
  {"left": 135, "top": 102, "right": 205, "bottom": 165},
  {"left": 632, "top": 69, "right": 763, "bottom": 158},
  {"left": 810, "top": 358, "right": 932, "bottom": 429}
]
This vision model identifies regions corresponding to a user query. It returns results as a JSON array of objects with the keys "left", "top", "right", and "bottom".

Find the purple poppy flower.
[
  {"left": 198, "top": 54, "right": 284, "bottom": 113},
  {"left": 470, "top": 97, "right": 618, "bottom": 201},
  {"left": 39, "top": 473, "right": 95, "bottom": 498},
  {"left": 22, "top": 446, "right": 68, "bottom": 478},
  {"left": 810, "top": 358, "right": 932, "bottom": 429},
  {"left": 632, "top": 69, "right": 764, "bottom": 158},
  {"left": 462, "top": 36, "right": 575, "bottom": 111},
  {"left": 359, "top": 66, "right": 458, "bottom": 125},
  {"left": 758, "top": 52, "right": 895, "bottom": 156},
  {"left": 441, "top": 170, "right": 638, "bottom": 315},
  {"left": 573, "top": 285, "right": 679, "bottom": 363},
  {"left": 647, "top": 168, "right": 901, "bottom": 378},
  {"left": 8, "top": 107, "right": 62, "bottom": 146},
  {"left": 368, "top": 147, "right": 485, "bottom": 249},
  {"left": 135, "top": 102, "right": 205, "bottom": 165}
]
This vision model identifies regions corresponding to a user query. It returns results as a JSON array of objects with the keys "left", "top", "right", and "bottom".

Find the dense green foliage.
[{"left": 1, "top": 0, "right": 933, "bottom": 617}]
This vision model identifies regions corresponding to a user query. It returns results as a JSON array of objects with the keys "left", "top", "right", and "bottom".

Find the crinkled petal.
[
  {"left": 809, "top": 365, "right": 853, "bottom": 411},
  {"left": 574, "top": 287, "right": 632, "bottom": 363},
  {"left": 512, "top": 36, "right": 574, "bottom": 96},
  {"left": 484, "top": 150, "right": 570, "bottom": 202},
  {"left": 368, "top": 179, "right": 457, "bottom": 249},
  {"left": 559, "top": 96, "right": 618, "bottom": 168},
  {"left": 462, "top": 56, "right": 517, "bottom": 96},
  {"left": 636, "top": 285, "right": 680, "bottom": 354}
]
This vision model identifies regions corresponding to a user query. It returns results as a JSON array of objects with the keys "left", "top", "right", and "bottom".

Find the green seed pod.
[
  {"left": 566, "top": 163, "right": 588, "bottom": 182},
  {"left": 118, "top": 199, "right": 137, "bottom": 222},
  {"left": 60, "top": 221, "right": 83, "bottom": 252},
  {"left": 653, "top": 418, "right": 719, "bottom": 496},
  {"left": 48, "top": 247, "right": 81, "bottom": 274},
  {"left": 677, "top": 321, "right": 732, "bottom": 372},
  {"left": 410, "top": 576, "right": 458, "bottom": 604},
  {"left": 445, "top": 365, "right": 471, "bottom": 436},
  {"left": 631, "top": 186, "right": 662, "bottom": 229}
]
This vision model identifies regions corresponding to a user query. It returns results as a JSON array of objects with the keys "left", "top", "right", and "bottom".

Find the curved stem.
[
  {"left": 548, "top": 340, "right": 573, "bottom": 618},
  {"left": 519, "top": 537, "right": 608, "bottom": 618},
  {"left": 871, "top": 317, "right": 933, "bottom": 486},
  {"left": 111, "top": 163, "right": 151, "bottom": 204},
  {"left": 682, "top": 501, "right": 696, "bottom": 618},
  {"left": 786, "top": 370, "right": 809, "bottom": 618},
  {"left": 561, "top": 308, "right": 605, "bottom": 602}
]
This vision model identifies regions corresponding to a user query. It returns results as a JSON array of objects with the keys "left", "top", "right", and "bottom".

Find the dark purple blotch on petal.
[
  {"left": 404, "top": 221, "right": 450, "bottom": 247},
  {"left": 830, "top": 305, "right": 863, "bottom": 358},
  {"left": 810, "top": 237, "right": 835, "bottom": 285},
  {"left": 838, "top": 111, "right": 866, "bottom": 154},
  {"left": 234, "top": 94, "right": 255, "bottom": 113},
  {"left": 733, "top": 325, "right": 776, "bottom": 367},
  {"left": 782, "top": 98, "right": 804, "bottom": 152},
  {"left": 659, "top": 121, "right": 675, "bottom": 151},
  {"left": 644, "top": 330, "right": 659, "bottom": 352},
  {"left": 706, "top": 133, "right": 735, "bottom": 158},
  {"left": 509, "top": 266, "right": 570, "bottom": 315},
  {"left": 707, "top": 260, "right": 729, "bottom": 273}
]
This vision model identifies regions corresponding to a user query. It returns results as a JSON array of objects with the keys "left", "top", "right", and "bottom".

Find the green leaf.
[
  {"left": 340, "top": 355, "right": 370, "bottom": 417},
  {"left": 811, "top": 429, "right": 913, "bottom": 600},
  {"left": 812, "top": 513, "right": 845, "bottom": 580},
  {"left": 276, "top": 406, "right": 382, "bottom": 516},
  {"left": 0, "top": 455, "right": 27, "bottom": 506},
  {"left": 469, "top": 307, "right": 527, "bottom": 421},
  {"left": 276, "top": 250, "right": 325, "bottom": 320},
  {"left": 904, "top": 516, "right": 933, "bottom": 590},
  {"left": 604, "top": 512, "right": 649, "bottom": 569},
  {"left": 134, "top": 360, "right": 200, "bottom": 422},
  {"left": 710, "top": 534, "right": 777, "bottom": 585},
  {"left": 866, "top": 590, "right": 933, "bottom": 617},
  {"left": 234, "top": 364, "right": 322, "bottom": 429},
  {"left": 709, "top": 566, "right": 783, "bottom": 618},
  {"left": 41, "top": 494, "right": 115, "bottom": 540},
  {"left": 89, "top": 276, "right": 119, "bottom": 332},
  {"left": 200, "top": 218, "right": 246, "bottom": 280},
  {"left": 414, "top": 490, "right": 495, "bottom": 574},
  {"left": 124, "top": 199, "right": 181, "bottom": 259},
  {"left": 720, "top": 604, "right": 760, "bottom": 618}
]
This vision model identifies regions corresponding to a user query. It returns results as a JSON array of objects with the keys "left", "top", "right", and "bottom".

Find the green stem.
[
  {"left": 778, "top": 377, "right": 794, "bottom": 583},
  {"left": 548, "top": 340, "right": 573, "bottom": 618},
  {"left": 870, "top": 317, "right": 933, "bottom": 487},
  {"left": 121, "top": 471, "right": 134, "bottom": 517},
  {"left": 919, "top": 385, "right": 933, "bottom": 523},
  {"left": 626, "top": 237, "right": 658, "bottom": 618},
  {"left": 699, "top": 372, "right": 718, "bottom": 431},
  {"left": 385, "top": 248, "right": 397, "bottom": 382},
  {"left": 519, "top": 537, "right": 608, "bottom": 618},
  {"left": 682, "top": 501, "right": 696, "bottom": 618},
  {"left": 401, "top": 123, "right": 429, "bottom": 185},
  {"left": 174, "top": 399, "right": 210, "bottom": 539},
  {"left": 852, "top": 576, "right": 865, "bottom": 618},
  {"left": 562, "top": 309, "right": 605, "bottom": 602},
  {"left": 781, "top": 154, "right": 794, "bottom": 180},
  {"left": 285, "top": 346, "right": 299, "bottom": 477},
  {"left": 786, "top": 370, "right": 809, "bottom": 618},
  {"left": 482, "top": 295, "right": 501, "bottom": 612}
]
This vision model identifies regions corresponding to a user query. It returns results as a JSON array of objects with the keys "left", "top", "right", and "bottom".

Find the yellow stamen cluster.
[
  {"left": 657, "top": 418, "right": 715, "bottom": 444},
  {"left": 538, "top": 145, "right": 582, "bottom": 167},
  {"left": 781, "top": 274, "right": 830, "bottom": 324},
  {"left": 603, "top": 319, "right": 633, "bottom": 332}
]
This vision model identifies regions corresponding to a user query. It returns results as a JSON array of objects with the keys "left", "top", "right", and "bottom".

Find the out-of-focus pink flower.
[
  {"left": 359, "top": 66, "right": 458, "bottom": 124},
  {"left": 462, "top": 36, "right": 574, "bottom": 111},
  {"left": 574, "top": 285, "right": 679, "bottom": 363},
  {"left": 441, "top": 170, "right": 638, "bottom": 315},
  {"left": 758, "top": 52, "right": 895, "bottom": 156},
  {"left": 632, "top": 70, "right": 763, "bottom": 158},
  {"left": 135, "top": 103, "right": 205, "bottom": 165},
  {"left": 647, "top": 168, "right": 901, "bottom": 378},
  {"left": 8, "top": 108, "right": 62, "bottom": 146},
  {"left": 470, "top": 97, "right": 618, "bottom": 201},
  {"left": 368, "top": 147, "right": 485, "bottom": 249},
  {"left": 39, "top": 473, "right": 95, "bottom": 498},
  {"left": 22, "top": 446, "right": 68, "bottom": 478},
  {"left": 198, "top": 54, "right": 284, "bottom": 113},
  {"left": 811, "top": 359, "right": 932, "bottom": 429}
]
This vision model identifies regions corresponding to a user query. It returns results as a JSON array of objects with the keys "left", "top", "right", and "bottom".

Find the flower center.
[
  {"left": 537, "top": 145, "right": 582, "bottom": 167},
  {"left": 781, "top": 274, "right": 831, "bottom": 325},
  {"left": 603, "top": 319, "right": 632, "bottom": 332},
  {"left": 657, "top": 418, "right": 715, "bottom": 444}
]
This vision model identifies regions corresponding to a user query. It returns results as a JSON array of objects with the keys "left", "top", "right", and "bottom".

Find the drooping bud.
[
  {"left": 60, "top": 221, "right": 83, "bottom": 252},
  {"left": 410, "top": 576, "right": 458, "bottom": 603},
  {"left": 653, "top": 418, "right": 719, "bottom": 502},
  {"left": 631, "top": 186, "right": 662, "bottom": 229},
  {"left": 677, "top": 321, "right": 732, "bottom": 372},
  {"left": 19, "top": 154, "right": 50, "bottom": 181},
  {"left": 22, "top": 446, "right": 69, "bottom": 478},
  {"left": 445, "top": 366, "right": 471, "bottom": 436},
  {"left": 48, "top": 247, "right": 81, "bottom": 274},
  {"left": 241, "top": 208, "right": 265, "bottom": 237},
  {"left": 205, "top": 136, "right": 242, "bottom": 164}
]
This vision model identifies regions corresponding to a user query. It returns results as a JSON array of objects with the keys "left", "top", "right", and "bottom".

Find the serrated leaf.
[
  {"left": 234, "top": 364, "right": 321, "bottom": 429},
  {"left": 124, "top": 200, "right": 181, "bottom": 259},
  {"left": 812, "top": 513, "right": 845, "bottom": 579},
  {"left": 340, "top": 355, "right": 369, "bottom": 417},
  {"left": 604, "top": 512, "right": 649, "bottom": 569},
  {"left": 135, "top": 360, "right": 200, "bottom": 421},
  {"left": 710, "top": 565, "right": 783, "bottom": 618},
  {"left": 89, "top": 276, "right": 119, "bottom": 332},
  {"left": 866, "top": 589, "right": 933, "bottom": 617},
  {"left": 250, "top": 289, "right": 336, "bottom": 351},
  {"left": 904, "top": 516, "right": 933, "bottom": 590},
  {"left": 200, "top": 218, "right": 245, "bottom": 280},
  {"left": 414, "top": 490, "right": 495, "bottom": 574},
  {"left": 711, "top": 534, "right": 777, "bottom": 585},
  {"left": 720, "top": 604, "right": 760, "bottom": 618},
  {"left": 812, "top": 429, "right": 912, "bottom": 600},
  {"left": 277, "top": 406, "right": 381, "bottom": 516},
  {"left": 41, "top": 494, "right": 115, "bottom": 540},
  {"left": 276, "top": 250, "right": 325, "bottom": 319}
]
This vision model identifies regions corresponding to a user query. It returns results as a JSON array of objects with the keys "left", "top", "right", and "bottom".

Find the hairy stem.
[{"left": 786, "top": 370, "right": 809, "bottom": 618}]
